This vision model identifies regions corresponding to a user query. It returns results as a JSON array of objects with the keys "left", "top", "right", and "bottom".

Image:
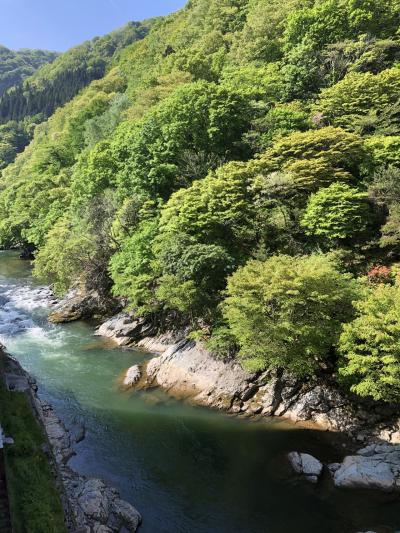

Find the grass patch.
[{"left": 0, "top": 383, "right": 66, "bottom": 533}]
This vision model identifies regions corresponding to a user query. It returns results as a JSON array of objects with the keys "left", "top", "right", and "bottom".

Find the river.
[{"left": 0, "top": 250, "right": 399, "bottom": 533}]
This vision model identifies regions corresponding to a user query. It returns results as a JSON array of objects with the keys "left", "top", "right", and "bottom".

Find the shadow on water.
[{"left": 0, "top": 250, "right": 399, "bottom": 533}]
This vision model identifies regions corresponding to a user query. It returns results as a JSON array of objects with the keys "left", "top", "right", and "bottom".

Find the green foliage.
[
  {"left": 159, "top": 161, "right": 257, "bottom": 254},
  {"left": 366, "top": 135, "right": 400, "bottom": 168},
  {"left": 339, "top": 284, "right": 400, "bottom": 402},
  {"left": 114, "top": 81, "right": 251, "bottom": 199},
  {"left": 261, "top": 126, "right": 368, "bottom": 190},
  {"left": 110, "top": 219, "right": 159, "bottom": 315},
  {"left": 34, "top": 192, "right": 118, "bottom": 295},
  {"left": 244, "top": 101, "right": 311, "bottom": 152},
  {"left": 0, "top": 70, "right": 123, "bottom": 247},
  {"left": 315, "top": 68, "right": 400, "bottom": 132},
  {"left": 222, "top": 254, "right": 359, "bottom": 374},
  {"left": 301, "top": 183, "right": 371, "bottom": 241},
  {"left": 281, "top": 0, "right": 400, "bottom": 96},
  {"left": 155, "top": 235, "right": 234, "bottom": 317}
]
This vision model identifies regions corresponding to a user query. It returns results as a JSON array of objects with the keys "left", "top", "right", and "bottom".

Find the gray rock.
[
  {"left": 78, "top": 479, "right": 110, "bottom": 522},
  {"left": 111, "top": 498, "right": 141, "bottom": 530},
  {"left": 288, "top": 452, "right": 323, "bottom": 483},
  {"left": 146, "top": 341, "right": 252, "bottom": 409},
  {"left": 333, "top": 455, "right": 396, "bottom": 491},
  {"left": 96, "top": 314, "right": 150, "bottom": 346},
  {"left": 49, "top": 288, "right": 120, "bottom": 324},
  {"left": 123, "top": 366, "right": 141, "bottom": 387}
]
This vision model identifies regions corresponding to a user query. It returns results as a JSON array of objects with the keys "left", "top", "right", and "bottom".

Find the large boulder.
[
  {"left": 96, "top": 314, "right": 151, "bottom": 346},
  {"left": 288, "top": 452, "right": 324, "bottom": 484},
  {"left": 332, "top": 443, "right": 400, "bottom": 492}
]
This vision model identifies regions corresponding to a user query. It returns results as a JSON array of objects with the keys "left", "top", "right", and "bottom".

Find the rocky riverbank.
[
  {"left": 97, "top": 314, "right": 400, "bottom": 444},
  {"left": 96, "top": 313, "right": 400, "bottom": 498},
  {"left": 2, "top": 349, "right": 141, "bottom": 533}
]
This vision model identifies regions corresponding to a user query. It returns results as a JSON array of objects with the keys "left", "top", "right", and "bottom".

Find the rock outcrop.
[
  {"left": 49, "top": 289, "right": 121, "bottom": 324},
  {"left": 95, "top": 314, "right": 183, "bottom": 350},
  {"left": 143, "top": 339, "right": 400, "bottom": 443},
  {"left": 3, "top": 352, "right": 141, "bottom": 532},
  {"left": 146, "top": 340, "right": 252, "bottom": 410}
]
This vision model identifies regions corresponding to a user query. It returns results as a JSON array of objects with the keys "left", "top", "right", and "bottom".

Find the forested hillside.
[
  {"left": 0, "top": 21, "right": 152, "bottom": 170},
  {"left": 0, "top": 46, "right": 58, "bottom": 97},
  {"left": 1, "top": 0, "right": 400, "bottom": 403}
]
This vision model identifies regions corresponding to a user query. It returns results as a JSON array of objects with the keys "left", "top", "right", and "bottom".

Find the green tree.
[
  {"left": 366, "top": 135, "right": 400, "bottom": 168},
  {"left": 115, "top": 81, "right": 251, "bottom": 199},
  {"left": 222, "top": 254, "right": 358, "bottom": 374},
  {"left": 159, "top": 161, "right": 257, "bottom": 256},
  {"left": 110, "top": 219, "right": 160, "bottom": 315},
  {"left": 339, "top": 284, "right": 400, "bottom": 402}
]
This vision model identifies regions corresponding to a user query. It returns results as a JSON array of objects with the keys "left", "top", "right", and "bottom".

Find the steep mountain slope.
[
  {"left": 1, "top": 0, "right": 400, "bottom": 404},
  {"left": 0, "top": 21, "right": 152, "bottom": 124},
  {"left": 0, "top": 21, "right": 152, "bottom": 170},
  {"left": 0, "top": 46, "right": 58, "bottom": 97}
]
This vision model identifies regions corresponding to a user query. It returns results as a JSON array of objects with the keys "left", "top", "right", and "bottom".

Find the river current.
[{"left": 0, "top": 250, "right": 399, "bottom": 533}]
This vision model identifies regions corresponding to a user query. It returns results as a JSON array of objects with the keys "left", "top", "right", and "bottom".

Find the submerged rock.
[{"left": 288, "top": 452, "right": 323, "bottom": 484}]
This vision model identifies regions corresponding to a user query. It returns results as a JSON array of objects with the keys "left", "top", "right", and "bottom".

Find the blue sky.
[{"left": 0, "top": 0, "right": 186, "bottom": 51}]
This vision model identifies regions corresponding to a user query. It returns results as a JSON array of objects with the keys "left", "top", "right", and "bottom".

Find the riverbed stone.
[
  {"left": 78, "top": 479, "right": 110, "bottom": 522},
  {"left": 111, "top": 498, "right": 142, "bottom": 531},
  {"left": 288, "top": 452, "right": 323, "bottom": 483}
]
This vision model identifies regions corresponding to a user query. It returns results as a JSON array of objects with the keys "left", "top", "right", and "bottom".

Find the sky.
[{"left": 0, "top": 0, "right": 187, "bottom": 51}]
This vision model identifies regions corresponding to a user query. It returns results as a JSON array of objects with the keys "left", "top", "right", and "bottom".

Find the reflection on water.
[{"left": 0, "top": 250, "right": 399, "bottom": 533}]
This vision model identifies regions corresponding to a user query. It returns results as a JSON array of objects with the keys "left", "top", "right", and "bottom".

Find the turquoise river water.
[{"left": 0, "top": 250, "right": 399, "bottom": 533}]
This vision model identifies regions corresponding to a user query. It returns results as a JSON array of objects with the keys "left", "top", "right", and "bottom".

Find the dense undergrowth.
[{"left": 1, "top": 0, "right": 400, "bottom": 402}]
